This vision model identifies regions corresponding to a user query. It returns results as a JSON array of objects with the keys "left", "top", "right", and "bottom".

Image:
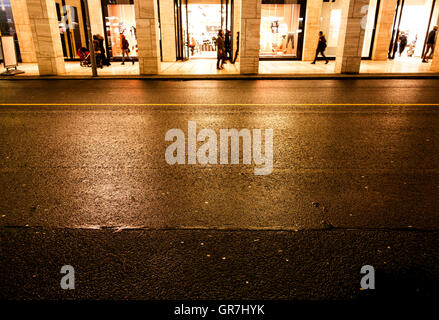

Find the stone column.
[
  {"left": 303, "top": 0, "right": 323, "bottom": 61},
  {"left": 25, "top": 0, "right": 66, "bottom": 75},
  {"left": 134, "top": 0, "right": 161, "bottom": 74},
  {"left": 88, "top": 0, "right": 105, "bottom": 36},
  {"left": 232, "top": 0, "right": 241, "bottom": 62},
  {"left": 240, "top": 0, "right": 261, "bottom": 74},
  {"left": 429, "top": 8, "right": 439, "bottom": 71},
  {"left": 372, "top": 0, "right": 397, "bottom": 60},
  {"left": 335, "top": 0, "right": 370, "bottom": 73},
  {"left": 159, "top": 0, "right": 176, "bottom": 62},
  {"left": 10, "top": 0, "right": 37, "bottom": 63}
]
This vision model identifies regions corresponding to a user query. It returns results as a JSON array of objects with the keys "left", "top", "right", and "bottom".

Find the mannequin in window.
[
  {"left": 188, "top": 34, "right": 197, "bottom": 56},
  {"left": 270, "top": 20, "right": 279, "bottom": 33},
  {"left": 286, "top": 32, "right": 295, "bottom": 50}
]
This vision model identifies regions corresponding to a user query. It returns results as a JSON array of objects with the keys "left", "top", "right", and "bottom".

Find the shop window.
[
  {"left": 259, "top": 0, "right": 306, "bottom": 59},
  {"left": 319, "top": 0, "right": 379, "bottom": 59},
  {"left": 389, "top": 0, "right": 438, "bottom": 59},
  {"left": 188, "top": 3, "right": 222, "bottom": 58},
  {"left": 0, "top": 0, "right": 21, "bottom": 62},
  {"left": 102, "top": 0, "right": 137, "bottom": 59},
  {"left": 55, "top": 0, "right": 88, "bottom": 60},
  {"left": 361, "top": 0, "right": 379, "bottom": 58},
  {"left": 172, "top": 0, "right": 233, "bottom": 61},
  {"left": 425, "top": 0, "right": 439, "bottom": 57}
]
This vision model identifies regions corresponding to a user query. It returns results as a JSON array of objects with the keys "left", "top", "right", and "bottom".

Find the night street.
[{"left": 1, "top": 79, "right": 439, "bottom": 300}]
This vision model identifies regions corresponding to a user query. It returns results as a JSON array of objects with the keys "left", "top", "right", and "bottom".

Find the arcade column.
[
  {"left": 9, "top": 0, "right": 37, "bottom": 63},
  {"left": 335, "top": 0, "right": 370, "bottom": 73},
  {"left": 134, "top": 0, "right": 161, "bottom": 74},
  {"left": 159, "top": 0, "right": 177, "bottom": 62},
  {"left": 16, "top": 0, "right": 66, "bottom": 75},
  {"left": 303, "top": 0, "right": 323, "bottom": 61},
  {"left": 240, "top": 0, "right": 261, "bottom": 74},
  {"left": 88, "top": 0, "right": 105, "bottom": 36},
  {"left": 372, "top": 0, "right": 398, "bottom": 61}
]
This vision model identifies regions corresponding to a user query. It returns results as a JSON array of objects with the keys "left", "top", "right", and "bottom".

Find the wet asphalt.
[{"left": 0, "top": 79, "right": 438, "bottom": 300}]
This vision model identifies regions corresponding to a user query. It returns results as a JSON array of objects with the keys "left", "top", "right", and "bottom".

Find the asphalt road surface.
[{"left": 1, "top": 79, "right": 438, "bottom": 300}]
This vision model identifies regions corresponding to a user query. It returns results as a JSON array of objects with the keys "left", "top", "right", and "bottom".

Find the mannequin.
[{"left": 286, "top": 32, "right": 294, "bottom": 50}]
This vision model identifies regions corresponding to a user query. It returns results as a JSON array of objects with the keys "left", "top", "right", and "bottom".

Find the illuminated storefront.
[
  {"left": 3, "top": 0, "right": 439, "bottom": 75},
  {"left": 389, "top": 0, "right": 438, "bottom": 59},
  {"left": 173, "top": 0, "right": 233, "bottom": 60},
  {"left": 52, "top": 0, "right": 137, "bottom": 60},
  {"left": 102, "top": 0, "right": 137, "bottom": 58},
  {"left": 259, "top": 0, "right": 306, "bottom": 59},
  {"left": 319, "top": 0, "right": 380, "bottom": 59},
  {"left": 0, "top": 0, "right": 21, "bottom": 62},
  {"left": 55, "top": 0, "right": 88, "bottom": 59},
  {"left": 187, "top": 2, "right": 222, "bottom": 58}
]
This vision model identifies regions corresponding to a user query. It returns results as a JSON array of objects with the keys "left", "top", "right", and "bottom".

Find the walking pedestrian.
[
  {"left": 121, "top": 34, "right": 134, "bottom": 65},
  {"left": 422, "top": 25, "right": 438, "bottom": 62},
  {"left": 96, "top": 34, "right": 110, "bottom": 67},
  {"left": 233, "top": 32, "right": 240, "bottom": 64},
  {"left": 216, "top": 30, "right": 226, "bottom": 70},
  {"left": 398, "top": 32, "right": 408, "bottom": 56},
  {"left": 92, "top": 35, "right": 103, "bottom": 68},
  {"left": 311, "top": 31, "right": 329, "bottom": 64},
  {"left": 224, "top": 30, "right": 232, "bottom": 63}
]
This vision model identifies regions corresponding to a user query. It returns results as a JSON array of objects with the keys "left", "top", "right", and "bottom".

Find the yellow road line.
[{"left": 0, "top": 103, "right": 439, "bottom": 106}]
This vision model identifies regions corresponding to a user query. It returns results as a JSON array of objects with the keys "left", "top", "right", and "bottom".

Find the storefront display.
[
  {"left": 260, "top": 0, "right": 305, "bottom": 59},
  {"left": 173, "top": 0, "right": 233, "bottom": 60},
  {"left": 320, "top": 0, "right": 379, "bottom": 59},
  {"left": 102, "top": 0, "right": 137, "bottom": 58},
  {"left": 55, "top": 0, "right": 88, "bottom": 60},
  {"left": 389, "top": 0, "right": 437, "bottom": 59},
  {"left": 0, "top": 0, "right": 21, "bottom": 62},
  {"left": 187, "top": 3, "right": 222, "bottom": 58}
]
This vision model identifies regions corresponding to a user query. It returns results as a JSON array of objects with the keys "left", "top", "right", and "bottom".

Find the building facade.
[{"left": 1, "top": 0, "right": 439, "bottom": 75}]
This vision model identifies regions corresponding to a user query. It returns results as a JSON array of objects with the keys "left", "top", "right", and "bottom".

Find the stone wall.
[
  {"left": 303, "top": 0, "right": 323, "bottom": 61},
  {"left": 10, "top": 0, "right": 37, "bottom": 63},
  {"left": 25, "top": 0, "right": 66, "bottom": 75},
  {"left": 134, "top": 0, "right": 161, "bottom": 74},
  {"left": 88, "top": 0, "right": 105, "bottom": 37},
  {"left": 335, "top": 0, "right": 370, "bottom": 73},
  {"left": 240, "top": 0, "right": 261, "bottom": 74},
  {"left": 159, "top": 0, "right": 176, "bottom": 62}
]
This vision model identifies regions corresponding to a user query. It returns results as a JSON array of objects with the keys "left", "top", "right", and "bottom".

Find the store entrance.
[
  {"left": 55, "top": 0, "right": 88, "bottom": 60},
  {"left": 175, "top": 0, "right": 233, "bottom": 60},
  {"left": 388, "top": 0, "right": 438, "bottom": 60}
]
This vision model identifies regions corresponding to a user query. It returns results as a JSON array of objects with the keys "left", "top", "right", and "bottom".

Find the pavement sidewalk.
[{"left": 2, "top": 73, "right": 439, "bottom": 80}]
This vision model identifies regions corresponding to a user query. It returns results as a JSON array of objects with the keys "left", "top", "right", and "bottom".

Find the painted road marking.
[{"left": 0, "top": 103, "right": 439, "bottom": 106}]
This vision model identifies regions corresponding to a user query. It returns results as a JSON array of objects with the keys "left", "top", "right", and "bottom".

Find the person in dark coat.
[
  {"left": 224, "top": 30, "right": 232, "bottom": 63},
  {"left": 96, "top": 34, "right": 110, "bottom": 66},
  {"left": 422, "top": 25, "right": 438, "bottom": 62},
  {"left": 92, "top": 35, "right": 103, "bottom": 68},
  {"left": 216, "top": 30, "right": 226, "bottom": 70},
  {"left": 121, "top": 34, "right": 134, "bottom": 65},
  {"left": 233, "top": 32, "right": 239, "bottom": 64},
  {"left": 398, "top": 33, "right": 408, "bottom": 56},
  {"left": 311, "top": 31, "right": 329, "bottom": 64}
]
